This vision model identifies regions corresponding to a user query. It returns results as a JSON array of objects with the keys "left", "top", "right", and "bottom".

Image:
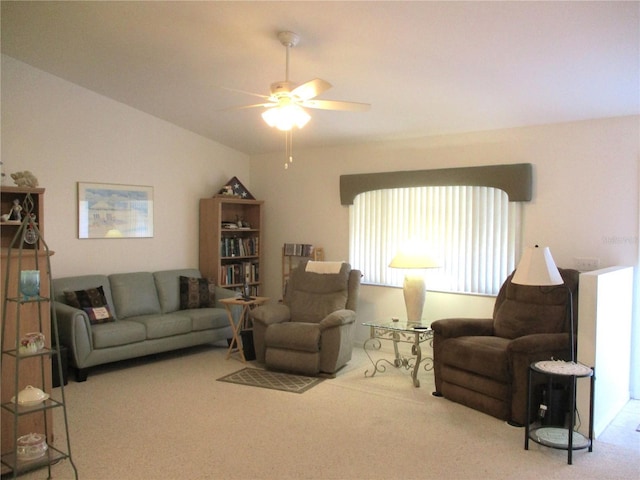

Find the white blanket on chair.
[{"left": 305, "top": 261, "right": 344, "bottom": 274}]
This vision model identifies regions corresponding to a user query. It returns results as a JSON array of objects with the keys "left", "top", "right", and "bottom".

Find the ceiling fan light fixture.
[{"left": 261, "top": 104, "right": 310, "bottom": 131}]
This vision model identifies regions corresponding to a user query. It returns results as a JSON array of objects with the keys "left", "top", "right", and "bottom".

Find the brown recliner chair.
[
  {"left": 431, "top": 268, "right": 579, "bottom": 426},
  {"left": 250, "top": 261, "right": 361, "bottom": 376}
]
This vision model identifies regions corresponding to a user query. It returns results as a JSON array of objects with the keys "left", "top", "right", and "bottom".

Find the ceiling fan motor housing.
[
  {"left": 270, "top": 81, "right": 296, "bottom": 96},
  {"left": 278, "top": 31, "right": 300, "bottom": 48}
]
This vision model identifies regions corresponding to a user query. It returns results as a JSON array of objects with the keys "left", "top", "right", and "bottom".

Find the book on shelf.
[
  {"left": 219, "top": 261, "right": 259, "bottom": 286},
  {"left": 221, "top": 236, "right": 259, "bottom": 258},
  {"left": 283, "top": 243, "right": 316, "bottom": 257}
]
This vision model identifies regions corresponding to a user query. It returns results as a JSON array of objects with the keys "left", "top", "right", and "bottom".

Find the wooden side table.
[
  {"left": 525, "top": 360, "right": 594, "bottom": 465},
  {"left": 219, "top": 296, "right": 268, "bottom": 362}
]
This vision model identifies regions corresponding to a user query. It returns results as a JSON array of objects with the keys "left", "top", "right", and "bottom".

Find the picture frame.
[{"left": 78, "top": 182, "right": 154, "bottom": 239}]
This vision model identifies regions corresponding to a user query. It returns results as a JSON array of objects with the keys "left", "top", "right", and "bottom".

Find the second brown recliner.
[{"left": 432, "top": 268, "right": 579, "bottom": 426}]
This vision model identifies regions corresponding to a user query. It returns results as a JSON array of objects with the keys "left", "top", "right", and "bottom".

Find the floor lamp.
[
  {"left": 511, "top": 244, "right": 574, "bottom": 362},
  {"left": 389, "top": 243, "right": 440, "bottom": 324},
  {"left": 515, "top": 245, "right": 594, "bottom": 459}
]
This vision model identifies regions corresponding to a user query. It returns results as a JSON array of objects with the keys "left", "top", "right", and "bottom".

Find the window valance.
[{"left": 339, "top": 163, "right": 532, "bottom": 205}]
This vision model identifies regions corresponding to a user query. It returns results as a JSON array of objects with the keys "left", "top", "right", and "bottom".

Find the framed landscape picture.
[{"left": 78, "top": 182, "right": 154, "bottom": 239}]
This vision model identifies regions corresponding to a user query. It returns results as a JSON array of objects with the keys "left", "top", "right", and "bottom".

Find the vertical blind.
[{"left": 349, "top": 186, "right": 521, "bottom": 295}]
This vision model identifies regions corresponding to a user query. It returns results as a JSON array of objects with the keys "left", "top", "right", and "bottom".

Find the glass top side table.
[{"left": 362, "top": 320, "right": 433, "bottom": 387}]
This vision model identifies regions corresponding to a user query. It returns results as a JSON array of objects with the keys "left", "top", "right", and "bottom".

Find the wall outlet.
[{"left": 574, "top": 257, "right": 600, "bottom": 271}]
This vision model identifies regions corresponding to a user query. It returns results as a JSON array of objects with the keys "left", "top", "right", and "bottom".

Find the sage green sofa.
[{"left": 53, "top": 268, "right": 238, "bottom": 381}]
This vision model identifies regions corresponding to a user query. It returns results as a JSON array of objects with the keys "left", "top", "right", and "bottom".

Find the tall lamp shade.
[
  {"left": 389, "top": 242, "right": 440, "bottom": 323},
  {"left": 512, "top": 245, "right": 563, "bottom": 286}
]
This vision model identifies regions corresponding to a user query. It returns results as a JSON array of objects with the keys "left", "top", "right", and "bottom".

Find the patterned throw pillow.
[
  {"left": 179, "top": 276, "right": 216, "bottom": 309},
  {"left": 64, "top": 286, "right": 115, "bottom": 324}
]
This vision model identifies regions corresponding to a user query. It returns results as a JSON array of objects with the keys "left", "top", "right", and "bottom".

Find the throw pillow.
[
  {"left": 64, "top": 286, "right": 115, "bottom": 325},
  {"left": 179, "top": 276, "right": 216, "bottom": 309}
]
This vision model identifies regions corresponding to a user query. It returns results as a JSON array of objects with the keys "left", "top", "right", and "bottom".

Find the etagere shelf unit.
[
  {"left": 199, "top": 197, "right": 263, "bottom": 296},
  {"left": 0, "top": 190, "right": 77, "bottom": 479},
  {"left": 281, "top": 244, "right": 324, "bottom": 295}
]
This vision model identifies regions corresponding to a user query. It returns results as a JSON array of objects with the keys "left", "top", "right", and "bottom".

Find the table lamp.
[
  {"left": 389, "top": 241, "right": 440, "bottom": 323},
  {"left": 511, "top": 245, "right": 574, "bottom": 363}
]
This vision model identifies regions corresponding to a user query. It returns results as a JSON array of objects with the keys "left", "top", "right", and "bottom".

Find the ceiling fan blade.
[
  {"left": 291, "top": 78, "right": 332, "bottom": 100},
  {"left": 300, "top": 99, "right": 371, "bottom": 112},
  {"left": 218, "top": 85, "right": 270, "bottom": 100},
  {"left": 221, "top": 102, "right": 277, "bottom": 112}
]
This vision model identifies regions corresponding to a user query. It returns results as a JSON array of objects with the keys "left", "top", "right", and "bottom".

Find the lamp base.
[{"left": 403, "top": 274, "right": 426, "bottom": 323}]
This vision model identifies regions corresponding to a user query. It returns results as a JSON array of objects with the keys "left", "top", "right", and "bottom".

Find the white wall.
[
  {"left": 250, "top": 116, "right": 640, "bottom": 345},
  {"left": 1, "top": 56, "right": 250, "bottom": 277},
  {"left": 3, "top": 56, "right": 639, "bottom": 388}
]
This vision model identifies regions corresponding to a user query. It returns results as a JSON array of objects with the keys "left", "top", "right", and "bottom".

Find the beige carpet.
[
  {"left": 17, "top": 344, "right": 640, "bottom": 480},
  {"left": 217, "top": 367, "right": 324, "bottom": 394}
]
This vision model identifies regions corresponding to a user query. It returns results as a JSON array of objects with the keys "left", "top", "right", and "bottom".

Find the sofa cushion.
[
  {"left": 153, "top": 269, "right": 202, "bottom": 313},
  {"left": 184, "top": 308, "right": 229, "bottom": 331},
  {"left": 179, "top": 276, "right": 216, "bottom": 310},
  {"left": 109, "top": 272, "right": 161, "bottom": 319},
  {"left": 92, "top": 320, "right": 146, "bottom": 349},
  {"left": 129, "top": 313, "right": 192, "bottom": 339},
  {"left": 63, "top": 286, "right": 115, "bottom": 324},
  {"left": 53, "top": 275, "right": 117, "bottom": 320}
]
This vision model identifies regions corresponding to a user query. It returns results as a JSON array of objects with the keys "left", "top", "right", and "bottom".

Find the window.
[{"left": 349, "top": 185, "right": 521, "bottom": 295}]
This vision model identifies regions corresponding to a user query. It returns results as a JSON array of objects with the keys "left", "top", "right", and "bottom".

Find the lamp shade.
[
  {"left": 388, "top": 241, "right": 440, "bottom": 269},
  {"left": 512, "top": 245, "right": 563, "bottom": 286}
]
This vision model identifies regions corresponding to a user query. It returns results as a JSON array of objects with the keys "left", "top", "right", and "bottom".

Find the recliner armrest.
[
  {"left": 319, "top": 309, "right": 356, "bottom": 331},
  {"left": 250, "top": 304, "right": 291, "bottom": 327},
  {"left": 431, "top": 317, "right": 494, "bottom": 339},
  {"left": 508, "top": 332, "right": 571, "bottom": 355}
]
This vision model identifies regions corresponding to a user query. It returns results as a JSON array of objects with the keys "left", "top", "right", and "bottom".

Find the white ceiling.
[{"left": 2, "top": 1, "right": 638, "bottom": 155}]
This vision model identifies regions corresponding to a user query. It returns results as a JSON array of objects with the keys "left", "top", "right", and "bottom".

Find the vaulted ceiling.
[{"left": 2, "top": 1, "right": 638, "bottom": 155}]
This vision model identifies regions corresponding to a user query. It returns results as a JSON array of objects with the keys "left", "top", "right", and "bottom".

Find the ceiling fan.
[{"left": 225, "top": 31, "right": 371, "bottom": 168}]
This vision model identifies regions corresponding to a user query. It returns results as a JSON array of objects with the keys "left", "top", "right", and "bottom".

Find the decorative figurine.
[
  {"left": 11, "top": 171, "right": 39, "bottom": 188},
  {"left": 9, "top": 199, "right": 22, "bottom": 221}
]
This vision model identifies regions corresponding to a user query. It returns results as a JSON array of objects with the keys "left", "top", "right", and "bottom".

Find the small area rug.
[{"left": 217, "top": 367, "right": 323, "bottom": 394}]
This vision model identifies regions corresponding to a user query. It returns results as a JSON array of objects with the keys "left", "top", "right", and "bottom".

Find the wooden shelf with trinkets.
[
  {"left": 199, "top": 197, "right": 264, "bottom": 296},
  {"left": 1, "top": 191, "right": 78, "bottom": 479}
]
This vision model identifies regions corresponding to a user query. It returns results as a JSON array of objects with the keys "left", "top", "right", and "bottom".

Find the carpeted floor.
[
  {"left": 14, "top": 344, "right": 640, "bottom": 480},
  {"left": 217, "top": 367, "right": 324, "bottom": 393}
]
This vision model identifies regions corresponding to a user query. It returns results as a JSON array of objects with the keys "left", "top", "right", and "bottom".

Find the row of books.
[
  {"left": 221, "top": 236, "right": 259, "bottom": 258},
  {"left": 220, "top": 261, "right": 259, "bottom": 286},
  {"left": 283, "top": 243, "right": 315, "bottom": 257}
]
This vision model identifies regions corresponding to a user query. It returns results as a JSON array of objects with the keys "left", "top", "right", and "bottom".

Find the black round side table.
[{"left": 525, "top": 360, "right": 595, "bottom": 465}]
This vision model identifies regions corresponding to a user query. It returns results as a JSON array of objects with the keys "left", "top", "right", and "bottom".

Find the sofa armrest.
[
  {"left": 319, "top": 309, "right": 356, "bottom": 331},
  {"left": 214, "top": 286, "right": 239, "bottom": 304},
  {"left": 214, "top": 286, "right": 242, "bottom": 324},
  {"left": 431, "top": 317, "right": 494, "bottom": 339},
  {"left": 250, "top": 304, "right": 291, "bottom": 327},
  {"left": 54, "top": 301, "right": 93, "bottom": 368}
]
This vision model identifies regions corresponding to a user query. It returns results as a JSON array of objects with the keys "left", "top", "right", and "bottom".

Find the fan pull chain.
[{"left": 284, "top": 130, "right": 294, "bottom": 169}]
